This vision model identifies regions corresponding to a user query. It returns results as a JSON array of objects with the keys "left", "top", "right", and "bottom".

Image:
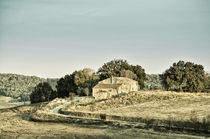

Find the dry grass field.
[
  {"left": 59, "top": 91, "right": 210, "bottom": 134},
  {"left": 1, "top": 91, "right": 210, "bottom": 138},
  {"left": 1, "top": 104, "right": 205, "bottom": 138},
  {"left": 62, "top": 91, "right": 210, "bottom": 121}
]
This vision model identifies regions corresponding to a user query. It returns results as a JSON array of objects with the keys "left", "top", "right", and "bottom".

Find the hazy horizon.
[{"left": 0, "top": 0, "right": 210, "bottom": 78}]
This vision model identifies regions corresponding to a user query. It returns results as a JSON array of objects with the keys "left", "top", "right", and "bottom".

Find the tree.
[
  {"left": 120, "top": 70, "right": 137, "bottom": 80},
  {"left": 56, "top": 74, "right": 76, "bottom": 98},
  {"left": 73, "top": 68, "right": 99, "bottom": 96},
  {"left": 30, "top": 82, "right": 55, "bottom": 103},
  {"left": 56, "top": 68, "right": 99, "bottom": 98},
  {"left": 161, "top": 61, "right": 206, "bottom": 92},
  {"left": 130, "top": 65, "right": 146, "bottom": 89},
  {"left": 97, "top": 59, "right": 131, "bottom": 80},
  {"left": 97, "top": 59, "right": 146, "bottom": 89},
  {"left": 204, "top": 73, "right": 210, "bottom": 92}
]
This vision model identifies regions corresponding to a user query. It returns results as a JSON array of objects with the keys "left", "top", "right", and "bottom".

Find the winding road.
[{"left": 50, "top": 96, "right": 83, "bottom": 116}]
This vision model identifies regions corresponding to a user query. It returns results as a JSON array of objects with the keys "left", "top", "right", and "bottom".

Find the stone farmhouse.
[{"left": 92, "top": 77, "right": 139, "bottom": 100}]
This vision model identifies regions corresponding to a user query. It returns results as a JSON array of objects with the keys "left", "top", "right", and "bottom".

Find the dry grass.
[
  {"left": 28, "top": 91, "right": 210, "bottom": 135},
  {"left": 60, "top": 90, "right": 210, "bottom": 133},
  {"left": 98, "top": 92, "right": 210, "bottom": 121},
  {"left": 63, "top": 91, "right": 210, "bottom": 121},
  {"left": 1, "top": 104, "right": 205, "bottom": 138}
]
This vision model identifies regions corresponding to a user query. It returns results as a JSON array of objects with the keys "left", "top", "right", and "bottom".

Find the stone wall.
[{"left": 93, "top": 88, "right": 118, "bottom": 100}]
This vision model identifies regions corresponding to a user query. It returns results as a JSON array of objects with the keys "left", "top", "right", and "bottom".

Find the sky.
[{"left": 0, "top": 0, "right": 210, "bottom": 78}]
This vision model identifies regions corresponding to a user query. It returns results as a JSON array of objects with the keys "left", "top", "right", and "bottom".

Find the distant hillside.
[{"left": 0, "top": 73, "right": 58, "bottom": 101}]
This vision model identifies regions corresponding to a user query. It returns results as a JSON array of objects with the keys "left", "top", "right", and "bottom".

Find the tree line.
[{"left": 30, "top": 59, "right": 210, "bottom": 103}]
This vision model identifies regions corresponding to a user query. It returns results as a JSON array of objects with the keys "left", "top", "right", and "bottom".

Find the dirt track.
[{"left": 0, "top": 105, "right": 207, "bottom": 139}]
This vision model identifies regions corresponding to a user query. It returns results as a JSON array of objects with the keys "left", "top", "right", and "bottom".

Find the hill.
[{"left": 0, "top": 73, "right": 58, "bottom": 101}]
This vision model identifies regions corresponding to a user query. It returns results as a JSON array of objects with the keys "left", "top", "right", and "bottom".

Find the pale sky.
[{"left": 0, "top": 0, "right": 210, "bottom": 78}]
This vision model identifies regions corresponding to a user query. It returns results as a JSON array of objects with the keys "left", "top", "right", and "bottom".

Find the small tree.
[
  {"left": 161, "top": 61, "right": 206, "bottom": 92},
  {"left": 30, "top": 82, "right": 54, "bottom": 103}
]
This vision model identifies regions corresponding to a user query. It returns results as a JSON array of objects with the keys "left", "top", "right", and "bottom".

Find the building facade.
[{"left": 92, "top": 77, "right": 139, "bottom": 100}]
